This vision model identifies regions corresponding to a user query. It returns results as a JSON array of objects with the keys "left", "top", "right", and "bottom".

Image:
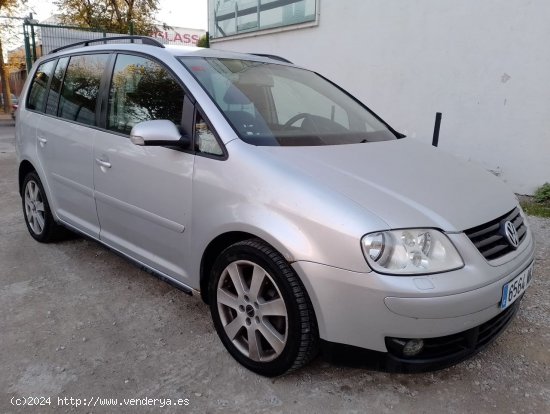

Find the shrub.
[
  {"left": 534, "top": 182, "right": 550, "bottom": 203},
  {"left": 197, "top": 34, "right": 209, "bottom": 48}
]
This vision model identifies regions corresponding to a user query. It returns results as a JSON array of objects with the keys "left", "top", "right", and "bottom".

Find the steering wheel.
[{"left": 282, "top": 113, "right": 310, "bottom": 130}]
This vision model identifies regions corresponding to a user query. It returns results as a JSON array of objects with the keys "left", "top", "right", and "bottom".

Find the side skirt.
[{"left": 58, "top": 219, "right": 201, "bottom": 297}]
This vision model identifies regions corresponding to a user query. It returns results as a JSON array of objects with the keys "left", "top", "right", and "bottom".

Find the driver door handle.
[{"left": 95, "top": 158, "right": 112, "bottom": 169}]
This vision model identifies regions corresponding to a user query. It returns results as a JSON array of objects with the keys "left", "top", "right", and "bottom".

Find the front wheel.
[{"left": 209, "top": 239, "right": 319, "bottom": 376}]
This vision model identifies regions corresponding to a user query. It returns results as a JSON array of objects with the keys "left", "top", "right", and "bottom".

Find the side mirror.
[{"left": 130, "top": 120, "right": 190, "bottom": 148}]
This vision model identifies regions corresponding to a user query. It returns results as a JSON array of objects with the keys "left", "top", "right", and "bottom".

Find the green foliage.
[
  {"left": 520, "top": 183, "right": 550, "bottom": 218},
  {"left": 520, "top": 201, "right": 550, "bottom": 218},
  {"left": 533, "top": 182, "right": 550, "bottom": 204},
  {"left": 54, "top": 0, "right": 159, "bottom": 35},
  {"left": 197, "top": 34, "right": 209, "bottom": 48}
]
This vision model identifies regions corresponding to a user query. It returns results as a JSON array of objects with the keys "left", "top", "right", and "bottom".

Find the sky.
[{"left": 25, "top": 0, "right": 208, "bottom": 30}]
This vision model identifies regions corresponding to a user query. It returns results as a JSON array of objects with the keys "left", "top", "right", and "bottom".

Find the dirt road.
[{"left": 1, "top": 122, "right": 548, "bottom": 413}]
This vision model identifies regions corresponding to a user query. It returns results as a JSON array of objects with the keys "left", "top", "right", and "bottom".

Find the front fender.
[
  {"left": 188, "top": 139, "right": 388, "bottom": 289},
  {"left": 189, "top": 198, "right": 378, "bottom": 291}
]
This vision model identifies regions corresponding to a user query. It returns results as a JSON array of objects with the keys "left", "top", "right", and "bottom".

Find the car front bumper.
[{"left": 292, "top": 230, "right": 535, "bottom": 359}]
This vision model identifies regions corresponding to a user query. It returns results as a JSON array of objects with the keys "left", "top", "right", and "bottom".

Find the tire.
[
  {"left": 22, "top": 172, "right": 67, "bottom": 242},
  {"left": 209, "top": 238, "right": 319, "bottom": 376}
]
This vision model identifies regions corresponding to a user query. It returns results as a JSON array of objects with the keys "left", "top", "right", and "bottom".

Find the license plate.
[{"left": 500, "top": 264, "right": 533, "bottom": 309}]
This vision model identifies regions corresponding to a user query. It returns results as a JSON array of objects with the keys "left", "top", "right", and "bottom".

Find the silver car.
[{"left": 15, "top": 36, "right": 535, "bottom": 376}]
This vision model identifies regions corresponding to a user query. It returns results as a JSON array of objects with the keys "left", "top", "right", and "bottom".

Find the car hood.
[{"left": 260, "top": 139, "right": 517, "bottom": 231}]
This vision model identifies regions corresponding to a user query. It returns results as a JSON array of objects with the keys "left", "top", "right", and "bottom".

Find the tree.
[
  {"left": 0, "top": 0, "right": 23, "bottom": 113},
  {"left": 197, "top": 34, "right": 209, "bottom": 48},
  {"left": 54, "top": 0, "right": 159, "bottom": 35}
]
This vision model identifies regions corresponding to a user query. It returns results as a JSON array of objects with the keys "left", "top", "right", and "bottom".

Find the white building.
[{"left": 208, "top": 0, "right": 550, "bottom": 195}]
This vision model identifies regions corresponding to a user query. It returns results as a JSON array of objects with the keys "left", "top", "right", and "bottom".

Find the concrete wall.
[{"left": 211, "top": 0, "right": 550, "bottom": 194}]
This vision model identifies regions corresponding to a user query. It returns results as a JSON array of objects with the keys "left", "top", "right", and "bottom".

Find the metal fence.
[
  {"left": 22, "top": 22, "right": 205, "bottom": 71},
  {"left": 10, "top": 21, "right": 203, "bottom": 97},
  {"left": 23, "top": 22, "right": 131, "bottom": 71}
]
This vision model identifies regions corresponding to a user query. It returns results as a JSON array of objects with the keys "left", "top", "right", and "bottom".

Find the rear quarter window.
[{"left": 26, "top": 60, "right": 56, "bottom": 112}]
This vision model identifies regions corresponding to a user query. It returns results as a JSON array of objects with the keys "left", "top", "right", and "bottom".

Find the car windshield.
[{"left": 179, "top": 57, "right": 397, "bottom": 146}]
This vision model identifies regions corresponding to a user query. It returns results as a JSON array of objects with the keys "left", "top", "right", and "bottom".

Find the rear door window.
[
  {"left": 45, "top": 57, "right": 69, "bottom": 116},
  {"left": 58, "top": 54, "right": 109, "bottom": 126},
  {"left": 27, "top": 60, "right": 56, "bottom": 112}
]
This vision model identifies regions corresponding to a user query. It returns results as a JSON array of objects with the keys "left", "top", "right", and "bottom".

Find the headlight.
[{"left": 361, "top": 229, "right": 464, "bottom": 275}]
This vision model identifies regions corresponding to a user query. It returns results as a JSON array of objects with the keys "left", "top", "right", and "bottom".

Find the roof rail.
[
  {"left": 50, "top": 36, "right": 165, "bottom": 54},
  {"left": 250, "top": 53, "right": 292, "bottom": 64}
]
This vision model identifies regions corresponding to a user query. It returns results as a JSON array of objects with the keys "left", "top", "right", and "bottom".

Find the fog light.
[{"left": 403, "top": 339, "right": 424, "bottom": 356}]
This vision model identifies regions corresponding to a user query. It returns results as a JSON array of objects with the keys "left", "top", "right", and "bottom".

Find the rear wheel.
[
  {"left": 22, "top": 172, "right": 67, "bottom": 242},
  {"left": 209, "top": 238, "right": 319, "bottom": 376}
]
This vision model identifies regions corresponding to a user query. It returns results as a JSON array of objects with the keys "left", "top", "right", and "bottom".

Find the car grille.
[
  {"left": 464, "top": 207, "right": 527, "bottom": 261},
  {"left": 385, "top": 298, "right": 520, "bottom": 364}
]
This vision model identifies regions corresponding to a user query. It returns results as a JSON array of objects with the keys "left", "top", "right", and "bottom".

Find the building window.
[{"left": 210, "top": 0, "right": 317, "bottom": 39}]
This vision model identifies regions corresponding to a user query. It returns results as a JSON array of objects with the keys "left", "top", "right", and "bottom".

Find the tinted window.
[
  {"left": 45, "top": 57, "right": 69, "bottom": 115},
  {"left": 27, "top": 60, "right": 56, "bottom": 112},
  {"left": 59, "top": 54, "right": 109, "bottom": 126},
  {"left": 108, "top": 54, "right": 184, "bottom": 135}
]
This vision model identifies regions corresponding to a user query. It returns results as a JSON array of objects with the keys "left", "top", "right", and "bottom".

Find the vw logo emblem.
[{"left": 503, "top": 220, "right": 519, "bottom": 249}]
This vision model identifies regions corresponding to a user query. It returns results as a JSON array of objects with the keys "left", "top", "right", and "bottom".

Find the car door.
[
  {"left": 93, "top": 53, "right": 194, "bottom": 282},
  {"left": 36, "top": 54, "right": 109, "bottom": 238},
  {"left": 25, "top": 58, "right": 57, "bottom": 197}
]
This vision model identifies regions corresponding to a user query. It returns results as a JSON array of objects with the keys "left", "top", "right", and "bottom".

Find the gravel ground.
[{"left": 0, "top": 122, "right": 548, "bottom": 413}]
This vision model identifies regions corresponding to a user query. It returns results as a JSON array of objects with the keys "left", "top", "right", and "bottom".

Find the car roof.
[{"left": 44, "top": 41, "right": 294, "bottom": 67}]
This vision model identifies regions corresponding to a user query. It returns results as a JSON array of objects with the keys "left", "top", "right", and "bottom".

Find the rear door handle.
[
  {"left": 95, "top": 158, "right": 112, "bottom": 169},
  {"left": 37, "top": 136, "right": 47, "bottom": 146}
]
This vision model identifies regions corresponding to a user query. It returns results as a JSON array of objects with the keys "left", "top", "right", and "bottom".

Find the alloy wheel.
[
  {"left": 216, "top": 260, "right": 288, "bottom": 362},
  {"left": 24, "top": 180, "right": 46, "bottom": 235}
]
